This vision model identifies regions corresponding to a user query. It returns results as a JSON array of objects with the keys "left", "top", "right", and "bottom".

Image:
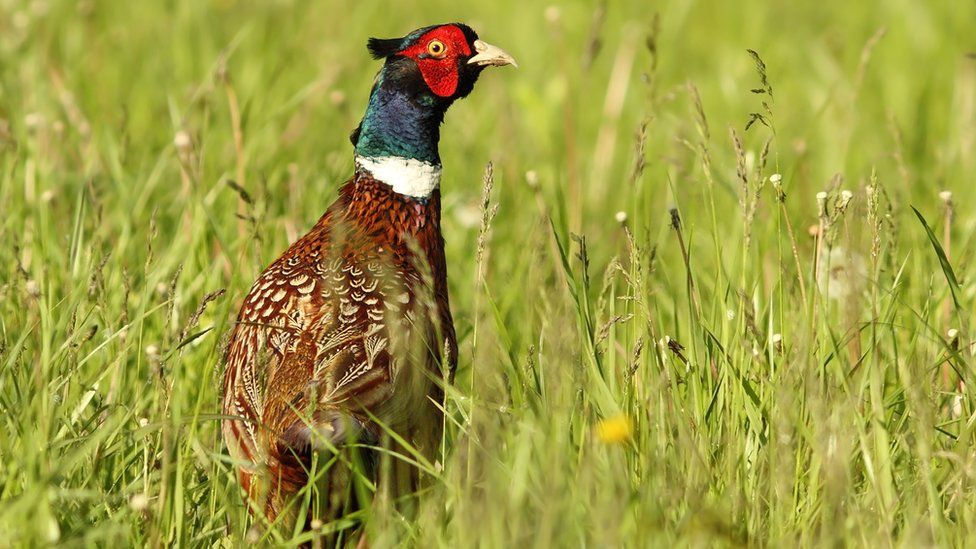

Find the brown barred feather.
[{"left": 221, "top": 173, "right": 457, "bottom": 526}]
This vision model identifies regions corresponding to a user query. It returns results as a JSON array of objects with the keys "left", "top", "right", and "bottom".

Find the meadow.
[{"left": 1, "top": 0, "right": 975, "bottom": 546}]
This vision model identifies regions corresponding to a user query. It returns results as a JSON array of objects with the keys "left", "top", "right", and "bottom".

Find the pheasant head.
[{"left": 350, "top": 23, "right": 516, "bottom": 199}]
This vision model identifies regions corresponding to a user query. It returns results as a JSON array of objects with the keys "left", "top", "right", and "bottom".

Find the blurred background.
[{"left": 1, "top": 0, "right": 975, "bottom": 546}]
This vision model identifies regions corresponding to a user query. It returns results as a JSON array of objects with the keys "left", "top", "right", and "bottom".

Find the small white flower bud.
[
  {"left": 614, "top": 211, "right": 627, "bottom": 224},
  {"left": 173, "top": 130, "right": 192, "bottom": 153},
  {"left": 951, "top": 394, "right": 964, "bottom": 418},
  {"left": 816, "top": 192, "right": 828, "bottom": 217},
  {"left": 25, "top": 279, "right": 40, "bottom": 297},
  {"left": 837, "top": 190, "right": 854, "bottom": 212},
  {"left": 145, "top": 344, "right": 160, "bottom": 360},
  {"left": 129, "top": 493, "right": 149, "bottom": 511}
]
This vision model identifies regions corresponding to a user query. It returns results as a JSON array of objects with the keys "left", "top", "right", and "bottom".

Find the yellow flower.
[{"left": 595, "top": 414, "right": 632, "bottom": 444}]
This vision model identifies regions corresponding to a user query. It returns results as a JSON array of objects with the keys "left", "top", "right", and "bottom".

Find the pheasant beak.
[{"left": 467, "top": 40, "right": 518, "bottom": 68}]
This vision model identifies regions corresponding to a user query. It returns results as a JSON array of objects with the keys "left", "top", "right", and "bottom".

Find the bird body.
[
  {"left": 222, "top": 174, "right": 453, "bottom": 521},
  {"left": 220, "top": 23, "right": 515, "bottom": 528}
]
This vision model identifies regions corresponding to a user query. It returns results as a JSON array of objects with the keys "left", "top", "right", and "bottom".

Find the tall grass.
[{"left": 1, "top": 0, "right": 975, "bottom": 546}]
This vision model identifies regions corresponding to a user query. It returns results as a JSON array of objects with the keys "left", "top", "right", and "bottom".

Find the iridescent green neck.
[{"left": 353, "top": 68, "right": 447, "bottom": 165}]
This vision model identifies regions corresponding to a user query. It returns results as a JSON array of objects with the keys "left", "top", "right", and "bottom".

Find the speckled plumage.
[
  {"left": 220, "top": 22, "right": 514, "bottom": 532},
  {"left": 222, "top": 174, "right": 456, "bottom": 521}
]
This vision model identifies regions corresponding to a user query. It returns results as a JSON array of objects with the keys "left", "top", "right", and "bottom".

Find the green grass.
[{"left": 2, "top": 0, "right": 976, "bottom": 546}]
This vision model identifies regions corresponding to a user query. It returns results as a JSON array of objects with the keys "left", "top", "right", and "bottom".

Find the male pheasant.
[{"left": 221, "top": 23, "right": 515, "bottom": 529}]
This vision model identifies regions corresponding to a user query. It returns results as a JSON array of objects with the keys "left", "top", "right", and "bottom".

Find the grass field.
[{"left": 2, "top": 0, "right": 976, "bottom": 546}]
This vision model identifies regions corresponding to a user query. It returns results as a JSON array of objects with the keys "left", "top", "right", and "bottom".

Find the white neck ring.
[{"left": 355, "top": 155, "right": 441, "bottom": 199}]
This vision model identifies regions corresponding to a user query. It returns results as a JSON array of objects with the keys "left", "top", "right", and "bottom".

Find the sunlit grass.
[{"left": 1, "top": 0, "right": 975, "bottom": 546}]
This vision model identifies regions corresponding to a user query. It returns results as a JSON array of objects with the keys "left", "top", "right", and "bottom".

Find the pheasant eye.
[{"left": 427, "top": 40, "right": 446, "bottom": 58}]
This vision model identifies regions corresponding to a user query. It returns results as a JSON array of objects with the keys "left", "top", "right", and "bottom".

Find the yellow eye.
[{"left": 427, "top": 40, "right": 446, "bottom": 58}]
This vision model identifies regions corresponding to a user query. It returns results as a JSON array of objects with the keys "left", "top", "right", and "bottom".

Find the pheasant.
[{"left": 221, "top": 23, "right": 515, "bottom": 530}]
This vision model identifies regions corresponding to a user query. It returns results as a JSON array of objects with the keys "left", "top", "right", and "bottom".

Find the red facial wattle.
[
  {"left": 398, "top": 25, "right": 472, "bottom": 98},
  {"left": 415, "top": 56, "right": 459, "bottom": 97}
]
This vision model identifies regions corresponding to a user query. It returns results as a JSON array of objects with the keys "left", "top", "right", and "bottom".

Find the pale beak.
[{"left": 467, "top": 39, "right": 518, "bottom": 68}]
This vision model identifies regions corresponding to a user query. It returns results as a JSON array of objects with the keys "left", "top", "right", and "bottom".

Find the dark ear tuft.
[
  {"left": 367, "top": 37, "right": 403, "bottom": 59},
  {"left": 349, "top": 122, "right": 362, "bottom": 146}
]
